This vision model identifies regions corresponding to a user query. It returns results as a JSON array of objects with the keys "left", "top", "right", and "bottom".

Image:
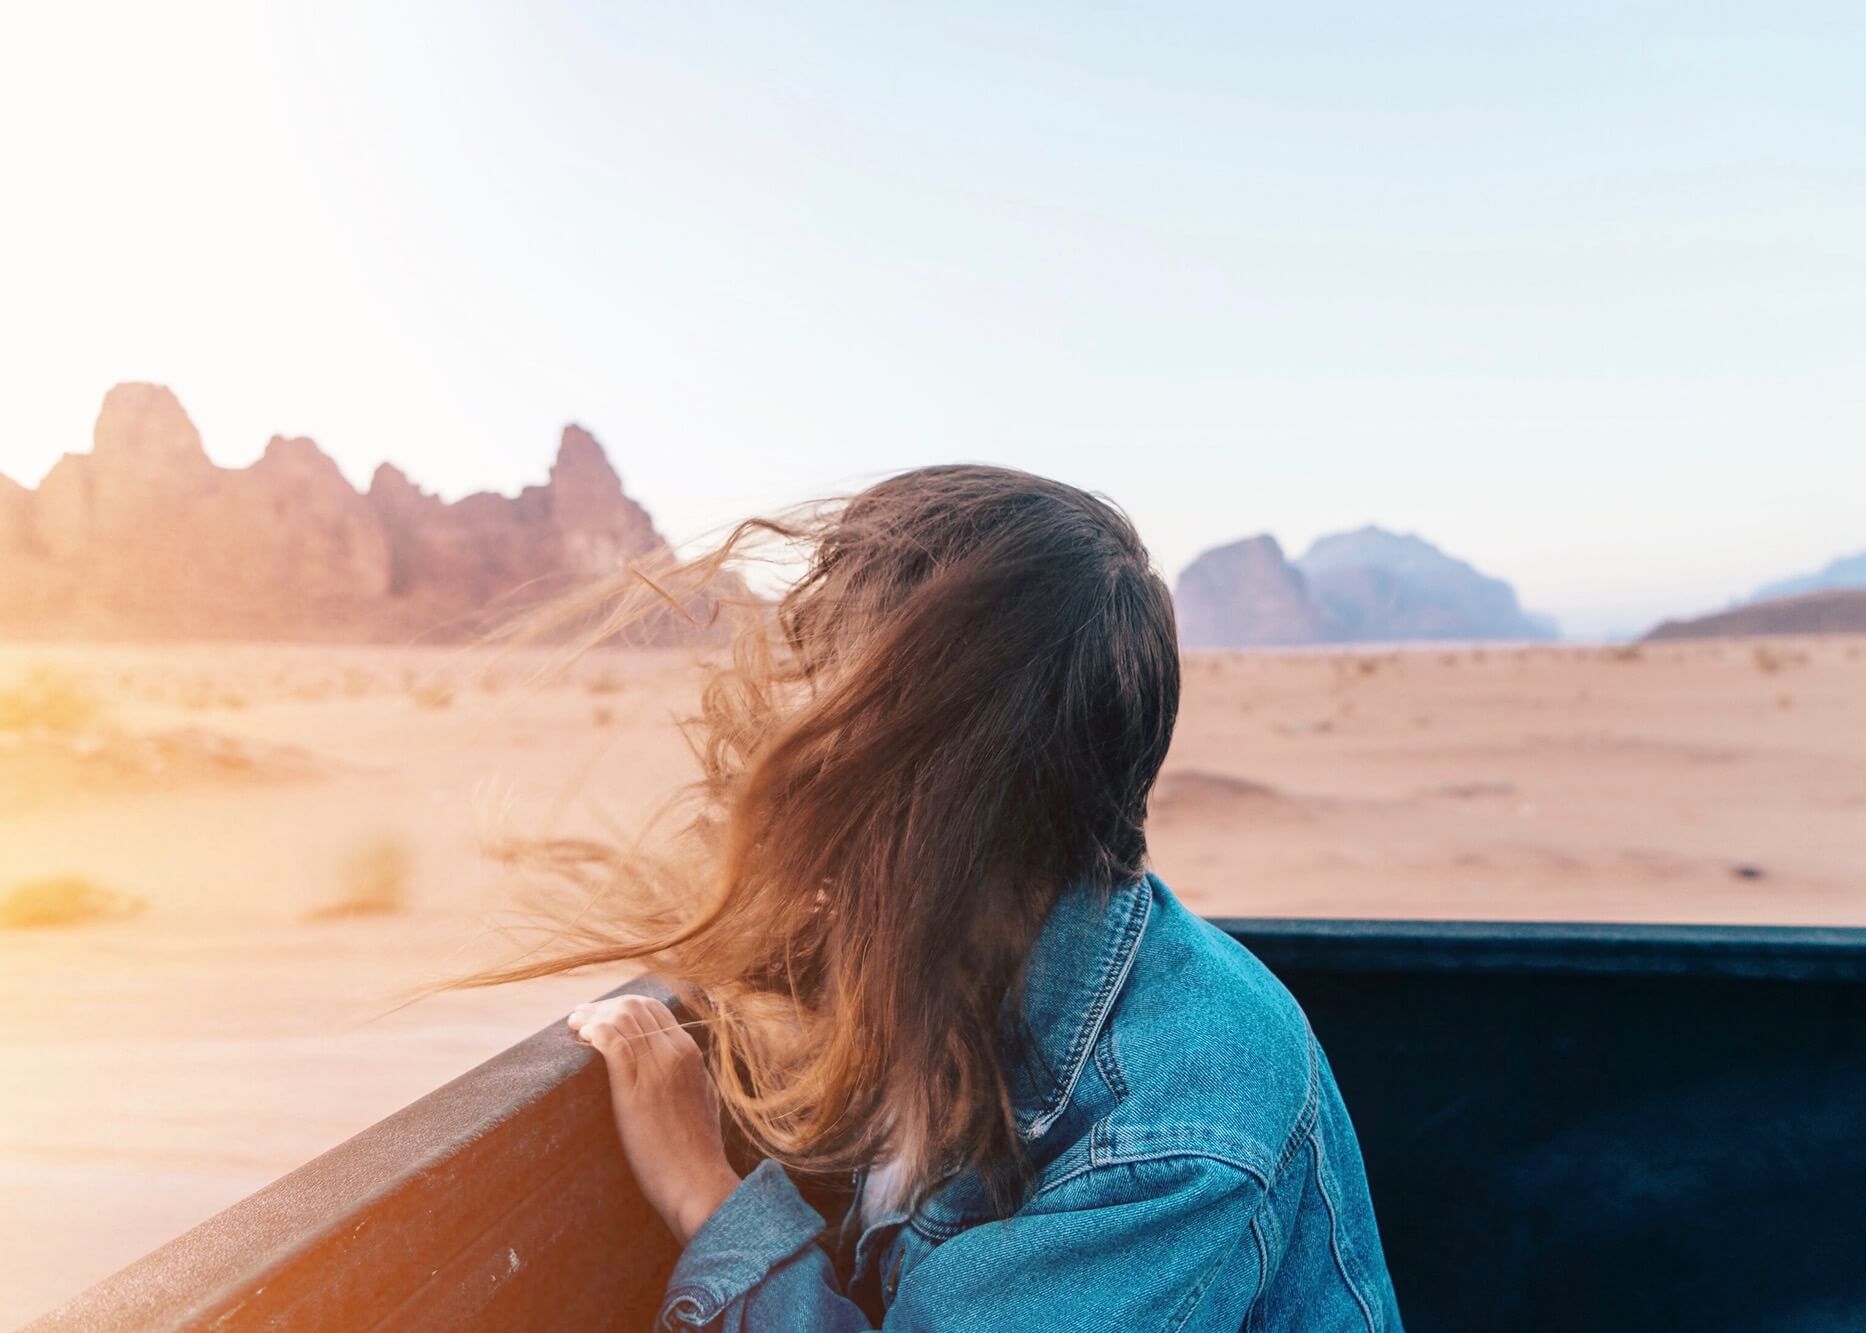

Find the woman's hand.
[{"left": 569, "top": 993, "right": 742, "bottom": 1245}]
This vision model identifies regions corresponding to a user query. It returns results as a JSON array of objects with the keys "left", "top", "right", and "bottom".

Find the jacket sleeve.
[{"left": 656, "top": 1154, "right": 1266, "bottom": 1331}]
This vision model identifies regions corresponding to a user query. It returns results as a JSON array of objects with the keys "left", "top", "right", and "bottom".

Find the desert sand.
[{"left": 2, "top": 636, "right": 1863, "bottom": 1323}]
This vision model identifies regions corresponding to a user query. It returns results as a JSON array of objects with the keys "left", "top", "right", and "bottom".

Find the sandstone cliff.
[
  {"left": 0, "top": 384, "right": 688, "bottom": 642},
  {"left": 1175, "top": 525, "right": 1556, "bottom": 647},
  {"left": 1643, "top": 588, "right": 1866, "bottom": 641},
  {"left": 1174, "top": 535, "right": 1328, "bottom": 648},
  {"left": 1296, "top": 527, "right": 1556, "bottom": 643}
]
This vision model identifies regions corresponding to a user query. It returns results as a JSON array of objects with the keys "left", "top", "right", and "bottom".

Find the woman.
[{"left": 518, "top": 466, "right": 1399, "bottom": 1328}]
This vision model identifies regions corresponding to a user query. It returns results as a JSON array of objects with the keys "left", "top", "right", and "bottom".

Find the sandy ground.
[{"left": 1, "top": 636, "right": 1863, "bottom": 1323}]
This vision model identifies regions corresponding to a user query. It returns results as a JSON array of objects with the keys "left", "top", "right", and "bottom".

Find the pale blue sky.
[{"left": 2, "top": 2, "right": 1861, "bottom": 636}]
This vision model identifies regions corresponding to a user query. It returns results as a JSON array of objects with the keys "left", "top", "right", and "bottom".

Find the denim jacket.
[{"left": 658, "top": 873, "right": 1403, "bottom": 1331}]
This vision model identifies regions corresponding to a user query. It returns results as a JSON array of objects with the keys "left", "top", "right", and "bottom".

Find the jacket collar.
[
  {"left": 846, "top": 875, "right": 1154, "bottom": 1267},
  {"left": 1011, "top": 873, "right": 1153, "bottom": 1141}
]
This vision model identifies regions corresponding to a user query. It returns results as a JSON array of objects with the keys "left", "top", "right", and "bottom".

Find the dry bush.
[
  {"left": 178, "top": 677, "right": 219, "bottom": 710},
  {"left": 592, "top": 704, "right": 616, "bottom": 727},
  {"left": 1608, "top": 645, "right": 1643, "bottom": 663},
  {"left": 1753, "top": 644, "right": 1810, "bottom": 674},
  {"left": 409, "top": 679, "right": 456, "bottom": 710},
  {"left": 586, "top": 670, "right": 626, "bottom": 695},
  {"left": 0, "top": 667, "right": 106, "bottom": 735},
  {"left": 0, "top": 876, "right": 143, "bottom": 929},
  {"left": 307, "top": 836, "right": 411, "bottom": 920}
]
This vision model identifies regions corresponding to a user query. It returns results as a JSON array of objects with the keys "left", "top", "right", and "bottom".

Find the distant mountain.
[
  {"left": 1645, "top": 588, "right": 1866, "bottom": 641},
  {"left": 1296, "top": 527, "right": 1557, "bottom": 643},
  {"left": 1174, "top": 524, "right": 1556, "bottom": 648},
  {"left": 1747, "top": 550, "right": 1866, "bottom": 605},
  {"left": 1174, "top": 536, "right": 1328, "bottom": 648},
  {"left": 0, "top": 383, "right": 692, "bottom": 642}
]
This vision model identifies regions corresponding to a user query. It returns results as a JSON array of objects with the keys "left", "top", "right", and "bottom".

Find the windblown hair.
[{"left": 476, "top": 465, "right": 1180, "bottom": 1208}]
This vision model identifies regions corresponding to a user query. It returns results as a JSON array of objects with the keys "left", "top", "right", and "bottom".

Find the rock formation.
[
  {"left": 1746, "top": 550, "right": 1866, "bottom": 605},
  {"left": 0, "top": 383, "right": 688, "bottom": 642},
  {"left": 364, "top": 424, "right": 666, "bottom": 622},
  {"left": 1174, "top": 536, "right": 1328, "bottom": 648},
  {"left": 0, "top": 473, "right": 27, "bottom": 554},
  {"left": 1643, "top": 588, "right": 1866, "bottom": 641},
  {"left": 1175, "top": 525, "right": 1556, "bottom": 647},
  {"left": 1296, "top": 527, "right": 1556, "bottom": 643}
]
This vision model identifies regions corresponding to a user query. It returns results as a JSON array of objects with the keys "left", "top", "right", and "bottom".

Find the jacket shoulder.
[{"left": 1093, "top": 877, "right": 1319, "bottom": 1181}]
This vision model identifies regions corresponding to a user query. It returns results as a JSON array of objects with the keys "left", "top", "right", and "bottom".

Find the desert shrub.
[
  {"left": 586, "top": 670, "right": 625, "bottom": 695},
  {"left": 0, "top": 876, "right": 143, "bottom": 929},
  {"left": 592, "top": 704, "right": 616, "bottom": 727},
  {"left": 409, "top": 679, "right": 455, "bottom": 710},
  {"left": 308, "top": 836, "right": 411, "bottom": 920},
  {"left": 0, "top": 667, "right": 106, "bottom": 734}
]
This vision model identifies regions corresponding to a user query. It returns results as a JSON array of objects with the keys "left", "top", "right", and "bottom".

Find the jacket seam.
[
  {"left": 1088, "top": 1139, "right": 1273, "bottom": 1186},
  {"left": 657, "top": 1286, "right": 711, "bottom": 1328},
  {"left": 1163, "top": 1196, "right": 1260, "bottom": 1333},
  {"left": 1041, "top": 1146, "right": 1271, "bottom": 1200},
  {"left": 1093, "top": 1023, "right": 1129, "bottom": 1102},
  {"left": 1270, "top": 1030, "right": 1324, "bottom": 1180},
  {"left": 1309, "top": 1127, "right": 1379, "bottom": 1333},
  {"left": 908, "top": 1212, "right": 965, "bottom": 1242},
  {"left": 1028, "top": 1149, "right": 1102, "bottom": 1202},
  {"left": 1021, "top": 882, "right": 1151, "bottom": 1139},
  {"left": 914, "top": 1137, "right": 1259, "bottom": 1232},
  {"left": 1246, "top": 1213, "right": 1271, "bottom": 1333}
]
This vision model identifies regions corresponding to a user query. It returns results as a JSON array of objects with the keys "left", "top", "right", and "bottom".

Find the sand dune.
[{"left": 2, "top": 636, "right": 1863, "bottom": 1322}]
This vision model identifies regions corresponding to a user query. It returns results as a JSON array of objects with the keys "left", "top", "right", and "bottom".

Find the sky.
[{"left": 1, "top": 2, "right": 1862, "bottom": 638}]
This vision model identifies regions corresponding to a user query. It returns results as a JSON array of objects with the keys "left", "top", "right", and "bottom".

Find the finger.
[
  {"left": 570, "top": 997, "right": 629, "bottom": 1032},
  {"left": 639, "top": 1015, "right": 701, "bottom": 1070},
  {"left": 610, "top": 1001, "right": 652, "bottom": 1046},
  {"left": 580, "top": 1019, "right": 623, "bottom": 1054},
  {"left": 637, "top": 997, "right": 680, "bottom": 1033}
]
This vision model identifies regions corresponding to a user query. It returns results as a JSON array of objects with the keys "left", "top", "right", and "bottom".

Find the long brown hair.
[{"left": 476, "top": 464, "right": 1179, "bottom": 1206}]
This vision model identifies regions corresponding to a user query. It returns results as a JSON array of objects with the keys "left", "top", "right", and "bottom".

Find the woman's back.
[{"left": 656, "top": 873, "right": 1401, "bottom": 1330}]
